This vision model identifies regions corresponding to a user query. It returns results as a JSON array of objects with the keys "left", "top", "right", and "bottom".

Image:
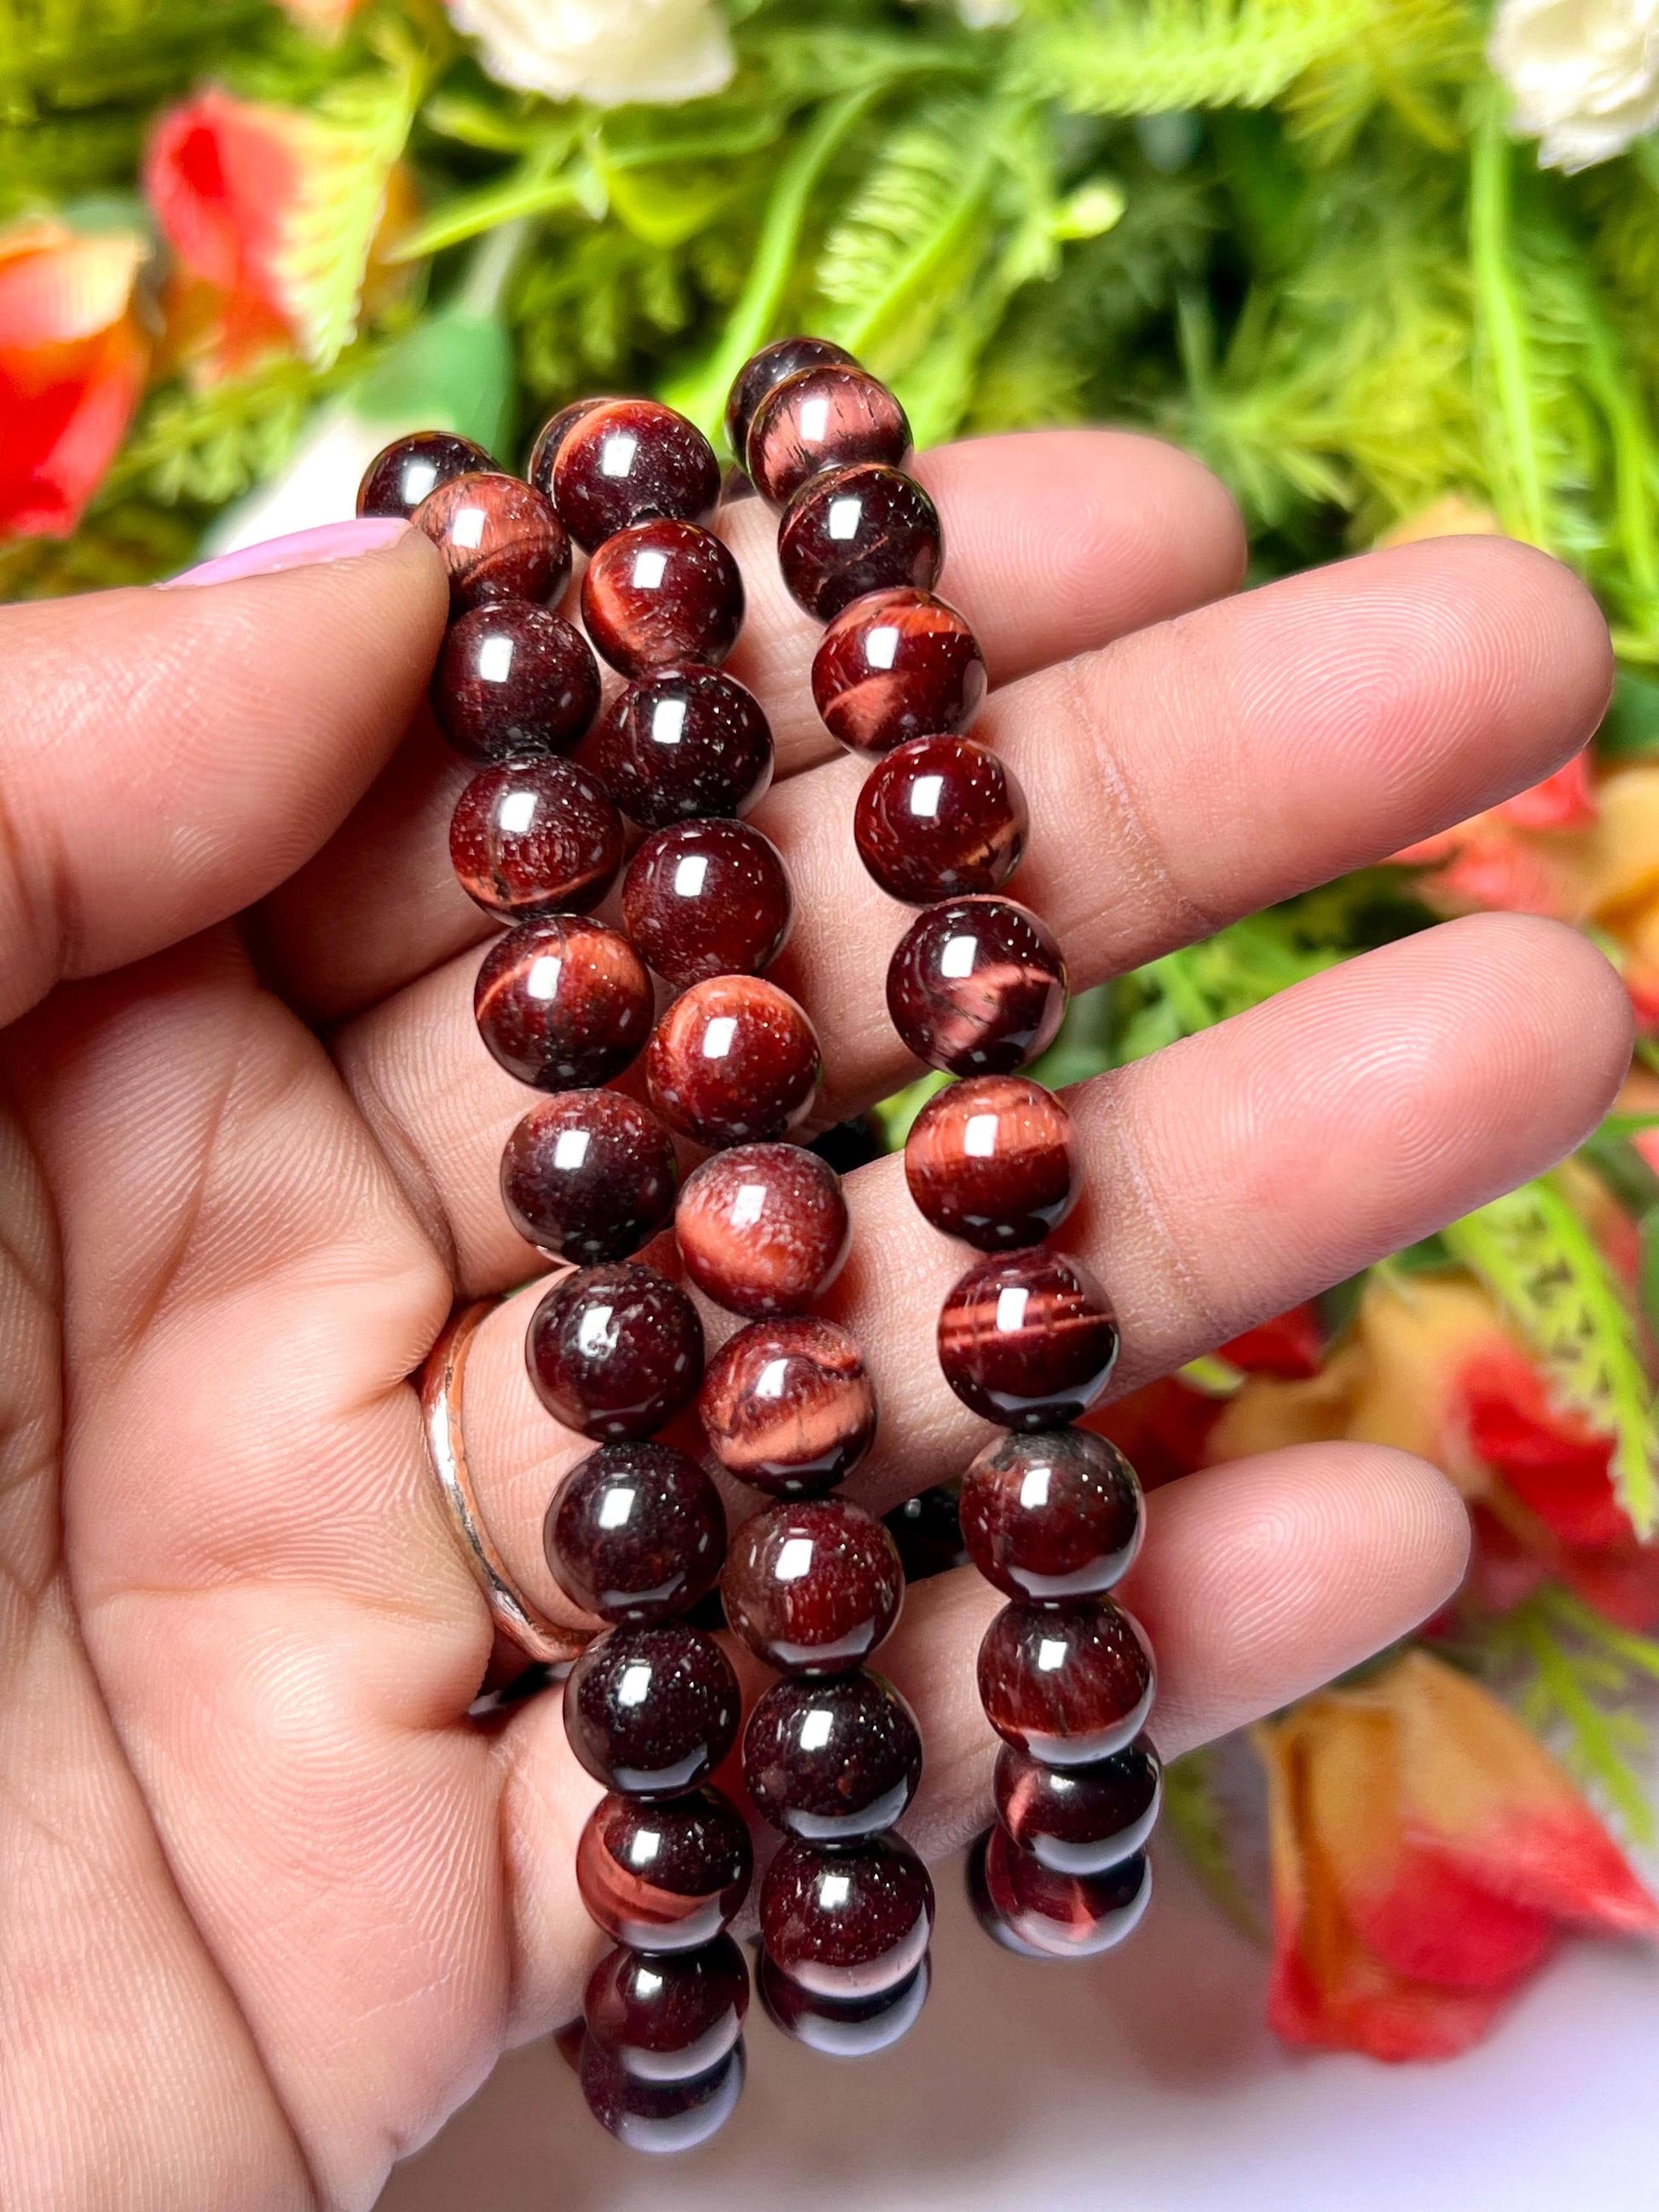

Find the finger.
[
  {"left": 493, "top": 1442, "right": 1468, "bottom": 2031},
  {"left": 254, "top": 430, "right": 1246, "bottom": 1022}
]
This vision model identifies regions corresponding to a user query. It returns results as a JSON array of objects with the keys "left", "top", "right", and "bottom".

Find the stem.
[
  {"left": 1469, "top": 96, "right": 1548, "bottom": 547},
  {"left": 457, "top": 218, "right": 529, "bottom": 319}
]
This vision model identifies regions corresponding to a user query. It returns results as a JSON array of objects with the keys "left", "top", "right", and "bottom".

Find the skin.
[{"left": 0, "top": 428, "right": 1632, "bottom": 2211}]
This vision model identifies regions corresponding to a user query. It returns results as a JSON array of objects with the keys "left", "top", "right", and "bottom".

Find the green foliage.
[
  {"left": 1109, "top": 907, "right": 1349, "bottom": 1066},
  {"left": 1162, "top": 1745, "right": 1266, "bottom": 1938},
  {"left": 1013, "top": 0, "right": 1375, "bottom": 116}
]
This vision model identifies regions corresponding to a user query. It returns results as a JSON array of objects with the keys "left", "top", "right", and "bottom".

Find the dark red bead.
[
  {"left": 904, "top": 1075, "right": 1075, "bottom": 1250},
  {"left": 812, "top": 587, "right": 986, "bottom": 756},
  {"left": 357, "top": 430, "right": 492, "bottom": 519},
  {"left": 760, "top": 1834, "right": 934, "bottom": 1999},
  {"left": 725, "top": 337, "right": 856, "bottom": 461},
  {"left": 746, "top": 365, "right": 910, "bottom": 505},
  {"left": 449, "top": 757, "right": 622, "bottom": 921},
  {"left": 994, "top": 1739, "right": 1162, "bottom": 1875},
  {"left": 722, "top": 1499, "right": 903, "bottom": 1673},
  {"left": 937, "top": 1248, "right": 1119, "bottom": 1429},
  {"left": 577, "top": 1788, "right": 752, "bottom": 1951},
  {"left": 960, "top": 1429, "right": 1143, "bottom": 1602},
  {"left": 592, "top": 666, "right": 773, "bottom": 827},
  {"left": 856, "top": 737, "right": 1026, "bottom": 905},
  {"left": 526, "top": 397, "right": 613, "bottom": 500},
  {"left": 527, "top": 1261, "right": 704, "bottom": 1441},
  {"left": 474, "top": 915, "right": 652, "bottom": 1092},
  {"left": 977, "top": 1599, "right": 1155, "bottom": 1765},
  {"left": 583, "top": 1936, "right": 749, "bottom": 2082},
  {"left": 675, "top": 1144, "right": 849, "bottom": 1319},
  {"left": 581, "top": 519, "right": 744, "bottom": 678},
  {"left": 411, "top": 471, "right": 569, "bottom": 610},
  {"left": 579, "top": 2035, "right": 744, "bottom": 2152},
  {"left": 699, "top": 1317, "right": 876, "bottom": 1494},
  {"left": 974, "top": 1828, "right": 1153, "bottom": 1960},
  {"left": 777, "top": 464, "right": 942, "bottom": 622},
  {"left": 621, "top": 819, "right": 793, "bottom": 986},
  {"left": 743, "top": 1670, "right": 922, "bottom": 1840},
  {"left": 431, "top": 601, "right": 600, "bottom": 763},
  {"left": 545, "top": 1441, "right": 725, "bottom": 1626},
  {"left": 758, "top": 1952, "right": 929, "bottom": 2058},
  {"left": 500, "top": 1091, "right": 678, "bottom": 1264},
  {"left": 646, "top": 976, "right": 821, "bottom": 1147},
  {"left": 564, "top": 1622, "right": 740, "bottom": 1796},
  {"left": 887, "top": 896, "right": 1066, "bottom": 1077},
  {"left": 550, "top": 398, "right": 720, "bottom": 552}
]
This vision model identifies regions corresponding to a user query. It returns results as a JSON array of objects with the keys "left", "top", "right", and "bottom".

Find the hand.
[{"left": 0, "top": 431, "right": 1627, "bottom": 2211}]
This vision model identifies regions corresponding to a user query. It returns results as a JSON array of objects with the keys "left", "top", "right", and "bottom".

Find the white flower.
[
  {"left": 449, "top": 0, "right": 735, "bottom": 108},
  {"left": 1489, "top": 0, "right": 1659, "bottom": 171}
]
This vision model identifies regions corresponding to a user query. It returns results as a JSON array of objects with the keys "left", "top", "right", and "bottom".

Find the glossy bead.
[
  {"left": 699, "top": 1317, "right": 876, "bottom": 1494},
  {"left": 474, "top": 915, "right": 652, "bottom": 1092},
  {"left": 758, "top": 1952, "right": 929, "bottom": 2058},
  {"left": 449, "top": 757, "right": 622, "bottom": 921},
  {"left": 887, "top": 896, "right": 1066, "bottom": 1077},
  {"left": 646, "top": 976, "right": 821, "bottom": 1147},
  {"left": 722, "top": 1499, "right": 903, "bottom": 1672},
  {"left": 994, "top": 1739, "right": 1162, "bottom": 1875},
  {"left": 760, "top": 1834, "right": 934, "bottom": 2000},
  {"left": 725, "top": 336, "right": 856, "bottom": 460},
  {"left": 576, "top": 1788, "right": 752, "bottom": 1951},
  {"left": 977, "top": 1599, "right": 1155, "bottom": 1766},
  {"left": 975, "top": 1828, "right": 1153, "bottom": 1960},
  {"left": 564, "top": 1623, "right": 740, "bottom": 1796},
  {"left": 545, "top": 1441, "right": 725, "bottom": 1626},
  {"left": 592, "top": 666, "right": 773, "bottom": 826},
  {"left": 431, "top": 602, "right": 600, "bottom": 763},
  {"left": 937, "top": 1248, "right": 1119, "bottom": 1429},
  {"left": 856, "top": 737, "right": 1026, "bottom": 905},
  {"left": 746, "top": 365, "right": 911, "bottom": 505},
  {"left": 581, "top": 519, "right": 744, "bottom": 678},
  {"left": 777, "top": 464, "right": 943, "bottom": 622},
  {"left": 526, "top": 397, "right": 612, "bottom": 499},
  {"left": 411, "top": 471, "right": 569, "bottom": 610},
  {"left": 583, "top": 1936, "right": 749, "bottom": 2082},
  {"left": 550, "top": 397, "right": 720, "bottom": 551},
  {"left": 579, "top": 2036, "right": 744, "bottom": 2153},
  {"left": 357, "top": 430, "right": 492, "bottom": 519},
  {"left": 904, "top": 1074, "right": 1075, "bottom": 1250},
  {"left": 621, "top": 819, "right": 793, "bottom": 986},
  {"left": 960, "top": 1429, "right": 1143, "bottom": 1602},
  {"left": 743, "top": 1670, "right": 922, "bottom": 1840},
  {"left": 675, "top": 1144, "right": 849, "bottom": 1319},
  {"left": 500, "top": 1091, "right": 678, "bottom": 1264},
  {"left": 812, "top": 587, "right": 987, "bottom": 756},
  {"left": 527, "top": 1262, "right": 704, "bottom": 1442}
]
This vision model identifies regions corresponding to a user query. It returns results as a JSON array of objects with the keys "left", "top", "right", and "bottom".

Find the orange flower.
[
  {"left": 0, "top": 217, "right": 150, "bottom": 540},
  {"left": 1257, "top": 1650, "right": 1656, "bottom": 2061}
]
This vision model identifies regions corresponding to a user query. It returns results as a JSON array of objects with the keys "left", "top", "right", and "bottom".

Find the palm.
[{"left": 0, "top": 430, "right": 1628, "bottom": 2212}]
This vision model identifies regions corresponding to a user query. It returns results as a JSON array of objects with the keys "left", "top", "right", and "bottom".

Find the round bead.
[
  {"left": 646, "top": 976, "right": 821, "bottom": 1147},
  {"left": 725, "top": 336, "right": 856, "bottom": 461},
  {"left": 431, "top": 602, "right": 600, "bottom": 763},
  {"left": 564, "top": 1623, "right": 740, "bottom": 1797},
  {"left": 526, "top": 397, "right": 612, "bottom": 499},
  {"left": 473, "top": 915, "right": 652, "bottom": 1092},
  {"left": 960, "top": 1429, "right": 1143, "bottom": 1602},
  {"left": 855, "top": 736, "right": 1027, "bottom": 904},
  {"left": 994, "top": 1739, "right": 1162, "bottom": 1875},
  {"left": 500, "top": 1091, "right": 678, "bottom": 1264},
  {"left": 551, "top": 397, "right": 720, "bottom": 552},
  {"left": 449, "top": 757, "right": 622, "bottom": 921},
  {"left": 887, "top": 896, "right": 1067, "bottom": 1077},
  {"left": 937, "top": 1247, "right": 1119, "bottom": 1429},
  {"left": 621, "top": 819, "right": 793, "bottom": 986},
  {"left": 592, "top": 666, "right": 773, "bottom": 826},
  {"left": 904, "top": 1074, "right": 1075, "bottom": 1250},
  {"left": 579, "top": 2035, "right": 744, "bottom": 2153},
  {"left": 581, "top": 518, "right": 744, "bottom": 678},
  {"left": 357, "top": 430, "right": 492, "bottom": 520},
  {"left": 812, "top": 586, "right": 986, "bottom": 756},
  {"left": 722, "top": 1498, "right": 903, "bottom": 1672},
  {"left": 699, "top": 1317, "right": 876, "bottom": 1494},
  {"left": 577, "top": 1788, "right": 753, "bottom": 1951},
  {"left": 410, "top": 471, "right": 570, "bottom": 610},
  {"left": 545, "top": 1441, "right": 725, "bottom": 1626},
  {"left": 743, "top": 1670, "right": 922, "bottom": 1840},
  {"left": 777, "top": 464, "right": 942, "bottom": 622},
  {"left": 977, "top": 1599, "right": 1155, "bottom": 1766},
  {"left": 674, "top": 1144, "right": 849, "bottom": 1319},
  {"left": 974, "top": 1828, "right": 1153, "bottom": 1960},
  {"left": 746, "top": 364, "right": 911, "bottom": 505},
  {"left": 758, "top": 1952, "right": 929, "bottom": 2059},
  {"left": 527, "top": 1262, "right": 704, "bottom": 1442},
  {"left": 760, "top": 1834, "right": 934, "bottom": 2000},
  {"left": 583, "top": 1936, "right": 749, "bottom": 2083}
]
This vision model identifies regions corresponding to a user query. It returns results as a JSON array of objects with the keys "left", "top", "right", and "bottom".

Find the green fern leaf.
[{"left": 1012, "top": 0, "right": 1374, "bottom": 116}]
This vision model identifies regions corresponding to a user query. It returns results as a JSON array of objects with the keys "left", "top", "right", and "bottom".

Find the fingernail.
[{"left": 159, "top": 516, "right": 411, "bottom": 589}]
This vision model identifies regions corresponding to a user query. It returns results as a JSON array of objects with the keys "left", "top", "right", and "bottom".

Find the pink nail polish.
[{"left": 159, "top": 516, "right": 411, "bottom": 589}]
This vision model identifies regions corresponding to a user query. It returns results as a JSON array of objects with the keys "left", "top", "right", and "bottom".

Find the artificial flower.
[
  {"left": 0, "top": 217, "right": 150, "bottom": 540},
  {"left": 447, "top": 0, "right": 734, "bottom": 107},
  {"left": 1489, "top": 0, "right": 1659, "bottom": 173}
]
